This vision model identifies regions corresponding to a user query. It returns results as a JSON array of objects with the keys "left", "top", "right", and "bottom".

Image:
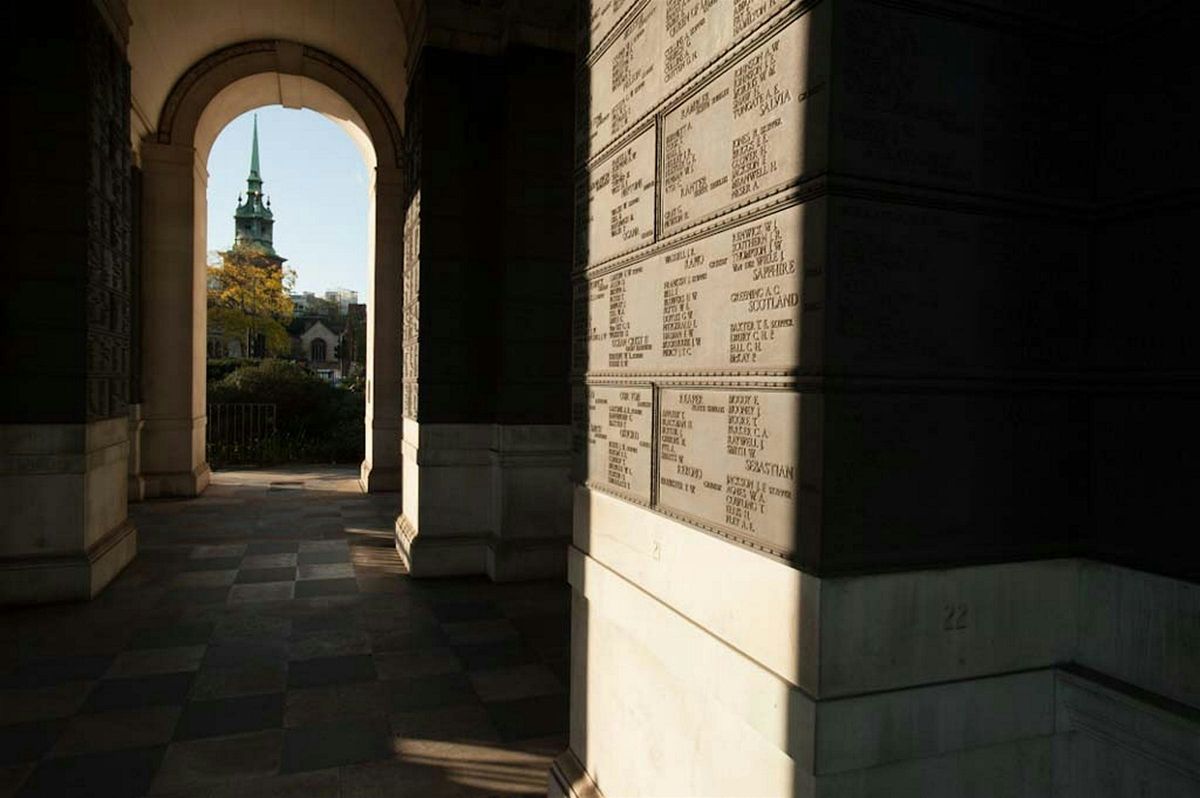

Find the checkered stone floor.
[{"left": 0, "top": 467, "right": 569, "bottom": 797}]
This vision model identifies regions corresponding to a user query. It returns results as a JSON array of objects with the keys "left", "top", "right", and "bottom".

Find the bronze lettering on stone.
[
  {"left": 657, "top": 388, "right": 798, "bottom": 552},
  {"left": 579, "top": 126, "right": 657, "bottom": 267},
  {"left": 661, "top": 12, "right": 823, "bottom": 236},
  {"left": 581, "top": 384, "right": 655, "bottom": 501},
  {"left": 576, "top": 202, "right": 811, "bottom": 373}
]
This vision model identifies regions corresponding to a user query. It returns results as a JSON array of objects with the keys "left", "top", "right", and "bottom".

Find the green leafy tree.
[{"left": 208, "top": 249, "right": 295, "bottom": 357}]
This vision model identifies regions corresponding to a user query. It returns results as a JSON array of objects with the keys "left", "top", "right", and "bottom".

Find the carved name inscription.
[
  {"left": 585, "top": 2, "right": 663, "bottom": 159},
  {"left": 583, "top": 0, "right": 643, "bottom": 53},
  {"left": 579, "top": 126, "right": 657, "bottom": 267},
  {"left": 582, "top": 385, "right": 655, "bottom": 501},
  {"left": 662, "top": 12, "right": 822, "bottom": 236},
  {"left": 658, "top": 389, "right": 798, "bottom": 552},
  {"left": 575, "top": 202, "right": 809, "bottom": 373},
  {"left": 584, "top": 0, "right": 797, "bottom": 160},
  {"left": 402, "top": 190, "right": 421, "bottom": 419}
]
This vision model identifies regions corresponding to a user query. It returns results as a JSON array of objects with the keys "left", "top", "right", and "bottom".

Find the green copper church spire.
[
  {"left": 249, "top": 113, "right": 261, "bottom": 183},
  {"left": 231, "top": 113, "right": 282, "bottom": 261}
]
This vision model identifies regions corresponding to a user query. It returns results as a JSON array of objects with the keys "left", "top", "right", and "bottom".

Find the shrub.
[{"left": 207, "top": 359, "right": 363, "bottom": 465}]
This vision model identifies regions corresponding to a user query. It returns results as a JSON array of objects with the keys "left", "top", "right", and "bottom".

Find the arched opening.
[{"left": 133, "top": 41, "right": 405, "bottom": 499}]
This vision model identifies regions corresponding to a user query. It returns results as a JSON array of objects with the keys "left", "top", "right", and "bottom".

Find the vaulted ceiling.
[{"left": 127, "top": 0, "right": 411, "bottom": 152}]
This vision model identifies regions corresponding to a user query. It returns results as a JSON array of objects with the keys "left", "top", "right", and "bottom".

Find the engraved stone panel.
[
  {"left": 578, "top": 384, "right": 655, "bottom": 501},
  {"left": 582, "top": 0, "right": 645, "bottom": 54},
  {"left": 661, "top": 11, "right": 825, "bottom": 236},
  {"left": 584, "top": 2, "right": 663, "bottom": 160},
  {"left": 657, "top": 388, "right": 799, "bottom": 553},
  {"left": 402, "top": 190, "right": 421, "bottom": 419},
  {"left": 583, "top": 0, "right": 798, "bottom": 161},
  {"left": 578, "top": 126, "right": 657, "bottom": 267},
  {"left": 575, "top": 201, "right": 815, "bottom": 374}
]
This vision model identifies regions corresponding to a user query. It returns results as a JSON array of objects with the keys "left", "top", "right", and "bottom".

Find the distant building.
[
  {"left": 287, "top": 302, "right": 367, "bottom": 383},
  {"left": 324, "top": 288, "right": 359, "bottom": 314}
]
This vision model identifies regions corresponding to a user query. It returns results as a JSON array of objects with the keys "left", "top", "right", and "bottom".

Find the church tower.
[{"left": 231, "top": 114, "right": 285, "bottom": 266}]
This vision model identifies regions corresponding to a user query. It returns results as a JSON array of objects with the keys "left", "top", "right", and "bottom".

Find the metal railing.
[{"left": 206, "top": 402, "right": 277, "bottom": 466}]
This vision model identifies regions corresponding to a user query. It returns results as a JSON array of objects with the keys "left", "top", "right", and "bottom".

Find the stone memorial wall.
[{"left": 573, "top": 0, "right": 823, "bottom": 562}]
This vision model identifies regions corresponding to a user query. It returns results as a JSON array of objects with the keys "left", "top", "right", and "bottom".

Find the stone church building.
[{"left": 0, "top": 1, "right": 1197, "bottom": 796}]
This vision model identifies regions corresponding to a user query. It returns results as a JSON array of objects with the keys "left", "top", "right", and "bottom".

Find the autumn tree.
[{"left": 207, "top": 248, "right": 296, "bottom": 357}]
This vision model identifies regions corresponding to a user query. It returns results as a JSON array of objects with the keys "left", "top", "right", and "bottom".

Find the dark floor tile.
[
  {"left": 288, "top": 630, "right": 371, "bottom": 661},
  {"left": 484, "top": 693, "right": 567, "bottom": 742},
  {"left": 162, "top": 587, "right": 231, "bottom": 605},
  {"left": 289, "top": 613, "right": 349, "bottom": 634},
  {"left": 297, "top": 550, "right": 351, "bottom": 566},
  {"left": 51, "top": 706, "right": 180, "bottom": 757},
  {"left": 294, "top": 579, "right": 358, "bottom": 598},
  {"left": 0, "top": 682, "right": 93, "bottom": 726},
  {"left": 236, "top": 567, "right": 297, "bottom": 585},
  {"left": 429, "top": 600, "right": 503, "bottom": 623},
  {"left": 0, "top": 656, "right": 112, "bottom": 689},
  {"left": 174, "top": 692, "right": 284, "bottom": 740},
  {"left": 280, "top": 718, "right": 392, "bottom": 773},
  {"left": 81, "top": 672, "right": 194, "bottom": 713},
  {"left": 152, "top": 730, "right": 282, "bottom": 794},
  {"left": 180, "top": 557, "right": 243, "bottom": 572},
  {"left": 129, "top": 623, "right": 214, "bottom": 651},
  {"left": 203, "top": 641, "right": 289, "bottom": 668},
  {"left": 387, "top": 703, "right": 500, "bottom": 744},
  {"left": 246, "top": 542, "right": 300, "bottom": 555},
  {"left": 0, "top": 764, "right": 32, "bottom": 797},
  {"left": 16, "top": 745, "right": 163, "bottom": 798},
  {"left": 383, "top": 672, "right": 478, "bottom": 713},
  {"left": 0, "top": 721, "right": 64, "bottom": 766},
  {"left": 189, "top": 661, "right": 288, "bottom": 701},
  {"left": 212, "top": 614, "right": 292, "bottom": 642},
  {"left": 450, "top": 641, "right": 539, "bottom": 672},
  {"left": 368, "top": 626, "right": 448, "bottom": 653},
  {"left": 283, "top": 682, "right": 387, "bottom": 729},
  {"left": 287, "top": 655, "right": 375, "bottom": 689}
]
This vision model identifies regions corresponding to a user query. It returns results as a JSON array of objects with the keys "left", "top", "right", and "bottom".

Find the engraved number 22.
[{"left": 942, "top": 603, "right": 968, "bottom": 631}]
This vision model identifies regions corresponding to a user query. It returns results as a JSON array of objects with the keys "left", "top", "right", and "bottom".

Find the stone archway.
[{"left": 134, "top": 40, "right": 405, "bottom": 498}]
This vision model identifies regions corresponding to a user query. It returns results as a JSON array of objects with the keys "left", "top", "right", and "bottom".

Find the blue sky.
[{"left": 206, "top": 106, "right": 369, "bottom": 298}]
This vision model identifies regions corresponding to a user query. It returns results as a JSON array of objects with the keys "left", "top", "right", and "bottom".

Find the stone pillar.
[
  {"left": 397, "top": 45, "right": 574, "bottom": 580},
  {"left": 559, "top": 2, "right": 1199, "bottom": 797},
  {"left": 360, "top": 165, "right": 405, "bottom": 493},
  {"left": 138, "top": 141, "right": 210, "bottom": 497},
  {"left": 0, "top": 0, "right": 138, "bottom": 604}
]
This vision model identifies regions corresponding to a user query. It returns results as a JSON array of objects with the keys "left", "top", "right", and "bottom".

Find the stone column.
[
  {"left": 396, "top": 45, "right": 574, "bottom": 580},
  {"left": 0, "top": 0, "right": 138, "bottom": 604},
  {"left": 137, "top": 141, "right": 210, "bottom": 497},
  {"left": 360, "top": 165, "right": 405, "bottom": 493}
]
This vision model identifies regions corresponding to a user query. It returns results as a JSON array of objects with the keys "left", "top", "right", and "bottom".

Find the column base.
[
  {"left": 395, "top": 514, "right": 489, "bottom": 577},
  {"left": 359, "top": 459, "right": 401, "bottom": 493},
  {"left": 143, "top": 462, "right": 211, "bottom": 498},
  {"left": 0, "top": 520, "right": 137, "bottom": 605},
  {"left": 488, "top": 536, "right": 566, "bottom": 582},
  {"left": 549, "top": 750, "right": 604, "bottom": 798}
]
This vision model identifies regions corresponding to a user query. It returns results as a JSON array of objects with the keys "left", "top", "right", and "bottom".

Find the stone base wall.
[
  {"left": 567, "top": 488, "right": 1200, "bottom": 798},
  {"left": 397, "top": 421, "right": 572, "bottom": 581},
  {"left": 0, "top": 418, "right": 137, "bottom": 604}
]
